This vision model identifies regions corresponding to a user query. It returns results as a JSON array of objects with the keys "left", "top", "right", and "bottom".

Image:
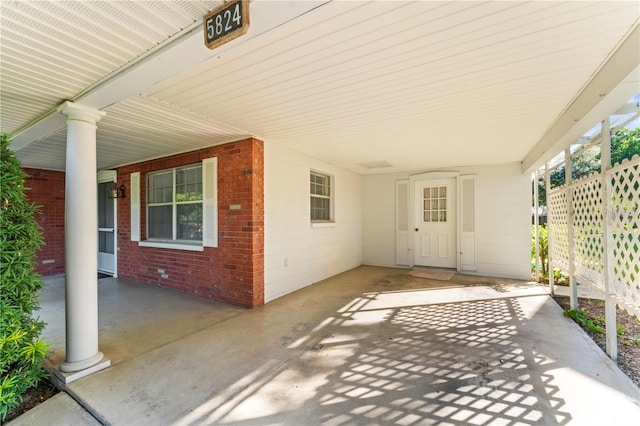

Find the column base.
[{"left": 54, "top": 352, "right": 111, "bottom": 384}]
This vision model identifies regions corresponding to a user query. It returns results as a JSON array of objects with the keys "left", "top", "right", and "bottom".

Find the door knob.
[{"left": 415, "top": 228, "right": 419, "bottom": 232}]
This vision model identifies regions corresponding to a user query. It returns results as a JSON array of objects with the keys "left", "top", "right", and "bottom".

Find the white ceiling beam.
[
  {"left": 9, "top": 0, "right": 330, "bottom": 151},
  {"left": 615, "top": 101, "right": 640, "bottom": 115},
  {"left": 521, "top": 24, "right": 640, "bottom": 173}
]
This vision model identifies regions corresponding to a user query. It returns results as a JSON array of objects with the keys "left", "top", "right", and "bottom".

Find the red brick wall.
[
  {"left": 24, "top": 168, "right": 66, "bottom": 276},
  {"left": 116, "top": 138, "right": 264, "bottom": 308}
]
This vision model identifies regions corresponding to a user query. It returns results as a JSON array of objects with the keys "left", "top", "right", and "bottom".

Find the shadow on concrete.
[
  {"left": 181, "top": 274, "right": 574, "bottom": 425},
  {"left": 31, "top": 267, "right": 640, "bottom": 425}
]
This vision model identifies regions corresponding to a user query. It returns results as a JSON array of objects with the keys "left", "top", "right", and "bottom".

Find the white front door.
[
  {"left": 97, "top": 180, "right": 116, "bottom": 275},
  {"left": 414, "top": 178, "right": 457, "bottom": 268}
]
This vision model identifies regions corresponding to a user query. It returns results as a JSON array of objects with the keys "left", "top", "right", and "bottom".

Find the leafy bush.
[
  {"left": 531, "top": 225, "right": 569, "bottom": 284},
  {"left": 531, "top": 224, "right": 549, "bottom": 280},
  {"left": 0, "top": 132, "right": 49, "bottom": 420}
]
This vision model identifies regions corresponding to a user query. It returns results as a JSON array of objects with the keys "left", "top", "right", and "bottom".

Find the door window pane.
[
  {"left": 98, "top": 182, "right": 115, "bottom": 228},
  {"left": 423, "top": 185, "right": 447, "bottom": 223},
  {"left": 99, "top": 231, "right": 115, "bottom": 254}
]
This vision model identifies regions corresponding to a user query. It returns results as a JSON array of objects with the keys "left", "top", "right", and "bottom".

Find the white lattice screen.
[
  {"left": 609, "top": 156, "right": 640, "bottom": 318},
  {"left": 547, "top": 155, "right": 640, "bottom": 320},
  {"left": 572, "top": 174, "right": 604, "bottom": 291},
  {"left": 548, "top": 188, "right": 569, "bottom": 272}
]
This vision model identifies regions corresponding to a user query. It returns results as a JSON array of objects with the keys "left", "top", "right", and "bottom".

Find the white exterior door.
[
  {"left": 97, "top": 176, "right": 116, "bottom": 275},
  {"left": 414, "top": 178, "right": 456, "bottom": 268}
]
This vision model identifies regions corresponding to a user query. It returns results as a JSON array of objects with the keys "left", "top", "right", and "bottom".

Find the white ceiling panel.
[
  {"left": 143, "top": 0, "right": 640, "bottom": 173},
  {"left": 17, "top": 94, "right": 250, "bottom": 171},
  {"left": 4, "top": 1, "right": 640, "bottom": 174},
  {"left": 1, "top": 0, "right": 222, "bottom": 135}
]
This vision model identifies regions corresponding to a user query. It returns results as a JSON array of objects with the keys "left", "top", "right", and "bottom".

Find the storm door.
[{"left": 97, "top": 180, "right": 116, "bottom": 275}]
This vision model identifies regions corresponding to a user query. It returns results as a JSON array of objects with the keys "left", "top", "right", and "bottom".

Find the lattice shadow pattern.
[{"left": 313, "top": 297, "right": 571, "bottom": 425}]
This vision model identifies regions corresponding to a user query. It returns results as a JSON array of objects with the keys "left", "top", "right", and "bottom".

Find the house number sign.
[{"left": 203, "top": 0, "right": 250, "bottom": 50}]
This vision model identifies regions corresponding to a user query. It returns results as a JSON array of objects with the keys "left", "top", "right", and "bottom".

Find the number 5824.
[{"left": 204, "top": 0, "right": 248, "bottom": 48}]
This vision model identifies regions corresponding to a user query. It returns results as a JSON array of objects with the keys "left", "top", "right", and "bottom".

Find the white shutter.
[
  {"left": 202, "top": 157, "right": 218, "bottom": 247},
  {"left": 460, "top": 175, "right": 477, "bottom": 271},
  {"left": 396, "top": 180, "right": 410, "bottom": 265},
  {"left": 130, "top": 172, "right": 140, "bottom": 242}
]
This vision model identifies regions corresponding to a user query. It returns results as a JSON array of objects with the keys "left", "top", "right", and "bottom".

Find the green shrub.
[
  {"left": 563, "top": 308, "right": 594, "bottom": 328},
  {"left": 531, "top": 224, "right": 549, "bottom": 280},
  {"left": 563, "top": 308, "right": 626, "bottom": 338},
  {"left": 531, "top": 225, "right": 570, "bottom": 284},
  {"left": 0, "top": 132, "right": 49, "bottom": 420}
]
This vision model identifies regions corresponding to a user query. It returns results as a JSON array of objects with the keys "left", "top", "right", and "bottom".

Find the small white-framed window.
[
  {"left": 310, "top": 170, "right": 333, "bottom": 222},
  {"left": 147, "top": 164, "right": 203, "bottom": 242},
  {"left": 131, "top": 158, "right": 217, "bottom": 249}
]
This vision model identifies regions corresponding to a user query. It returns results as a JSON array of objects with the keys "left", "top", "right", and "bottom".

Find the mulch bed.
[
  {"left": 4, "top": 380, "right": 59, "bottom": 423},
  {"left": 554, "top": 295, "right": 640, "bottom": 389}
]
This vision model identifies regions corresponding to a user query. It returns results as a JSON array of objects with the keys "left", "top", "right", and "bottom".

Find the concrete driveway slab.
[
  {"left": 15, "top": 266, "right": 640, "bottom": 425},
  {"left": 7, "top": 392, "right": 100, "bottom": 426}
]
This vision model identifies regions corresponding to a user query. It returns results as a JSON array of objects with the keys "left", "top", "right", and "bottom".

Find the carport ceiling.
[{"left": 2, "top": 1, "right": 639, "bottom": 174}]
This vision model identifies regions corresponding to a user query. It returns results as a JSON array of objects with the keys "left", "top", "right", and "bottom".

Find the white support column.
[
  {"left": 565, "top": 148, "right": 578, "bottom": 310},
  {"left": 546, "top": 163, "right": 555, "bottom": 296},
  {"left": 601, "top": 118, "right": 617, "bottom": 361},
  {"left": 58, "top": 102, "right": 111, "bottom": 379},
  {"left": 533, "top": 172, "right": 540, "bottom": 282}
]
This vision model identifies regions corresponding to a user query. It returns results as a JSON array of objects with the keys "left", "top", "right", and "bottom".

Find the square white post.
[
  {"left": 565, "top": 148, "right": 578, "bottom": 310},
  {"left": 545, "top": 163, "right": 555, "bottom": 295},
  {"left": 533, "top": 172, "right": 540, "bottom": 282},
  {"left": 601, "top": 118, "right": 617, "bottom": 361}
]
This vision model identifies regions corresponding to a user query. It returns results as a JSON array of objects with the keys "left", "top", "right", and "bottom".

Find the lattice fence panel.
[
  {"left": 608, "top": 156, "right": 640, "bottom": 319},
  {"left": 572, "top": 175, "right": 604, "bottom": 292},
  {"left": 548, "top": 187, "right": 569, "bottom": 272}
]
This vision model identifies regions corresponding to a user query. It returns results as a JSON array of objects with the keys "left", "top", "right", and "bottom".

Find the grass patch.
[
  {"left": 623, "top": 337, "right": 640, "bottom": 346},
  {"left": 563, "top": 308, "right": 637, "bottom": 340}
]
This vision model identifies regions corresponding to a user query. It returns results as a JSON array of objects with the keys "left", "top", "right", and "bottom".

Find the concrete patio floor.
[{"left": 10, "top": 266, "right": 640, "bottom": 425}]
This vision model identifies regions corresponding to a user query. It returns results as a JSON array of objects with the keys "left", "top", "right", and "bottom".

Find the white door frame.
[
  {"left": 97, "top": 170, "right": 118, "bottom": 277},
  {"left": 409, "top": 171, "right": 460, "bottom": 270}
]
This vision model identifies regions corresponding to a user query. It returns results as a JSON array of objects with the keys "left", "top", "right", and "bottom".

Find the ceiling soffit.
[{"left": 5, "top": 1, "right": 640, "bottom": 174}]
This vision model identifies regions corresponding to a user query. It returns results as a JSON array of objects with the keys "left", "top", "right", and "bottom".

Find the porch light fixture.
[{"left": 109, "top": 183, "right": 125, "bottom": 199}]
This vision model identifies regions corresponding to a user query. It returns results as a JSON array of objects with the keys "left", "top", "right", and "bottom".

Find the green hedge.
[{"left": 0, "top": 132, "right": 49, "bottom": 420}]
